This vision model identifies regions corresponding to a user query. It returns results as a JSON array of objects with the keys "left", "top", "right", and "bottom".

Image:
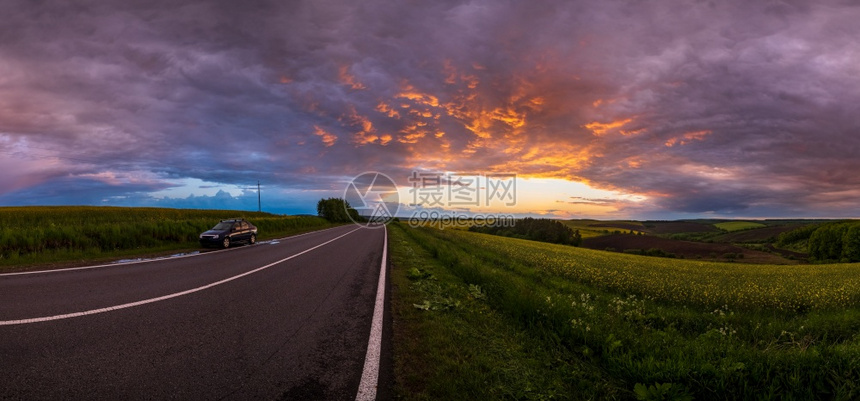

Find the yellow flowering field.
[{"left": 444, "top": 230, "right": 860, "bottom": 311}]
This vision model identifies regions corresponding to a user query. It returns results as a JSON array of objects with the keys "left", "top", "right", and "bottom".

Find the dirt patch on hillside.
[
  {"left": 713, "top": 225, "right": 803, "bottom": 243},
  {"left": 587, "top": 223, "right": 643, "bottom": 232},
  {"left": 641, "top": 221, "right": 721, "bottom": 234},
  {"left": 582, "top": 234, "right": 795, "bottom": 264}
]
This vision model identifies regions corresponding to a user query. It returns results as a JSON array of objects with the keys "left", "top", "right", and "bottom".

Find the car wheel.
[
  {"left": 222, "top": 237, "right": 231, "bottom": 249},
  {"left": 249, "top": 234, "right": 256, "bottom": 245}
]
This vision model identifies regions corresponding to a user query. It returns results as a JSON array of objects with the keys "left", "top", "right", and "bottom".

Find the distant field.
[
  {"left": 0, "top": 206, "right": 333, "bottom": 271},
  {"left": 560, "top": 220, "right": 606, "bottom": 238},
  {"left": 714, "top": 221, "right": 767, "bottom": 232},
  {"left": 643, "top": 221, "right": 721, "bottom": 234},
  {"left": 582, "top": 233, "right": 794, "bottom": 264},
  {"left": 562, "top": 220, "right": 646, "bottom": 238},
  {"left": 712, "top": 224, "right": 805, "bottom": 243},
  {"left": 390, "top": 225, "right": 860, "bottom": 399},
  {"left": 452, "top": 230, "right": 859, "bottom": 310}
]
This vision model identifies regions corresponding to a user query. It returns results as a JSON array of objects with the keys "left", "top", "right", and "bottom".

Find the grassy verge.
[
  {"left": 0, "top": 206, "right": 337, "bottom": 272},
  {"left": 391, "top": 223, "right": 860, "bottom": 400},
  {"left": 389, "top": 223, "right": 622, "bottom": 400}
]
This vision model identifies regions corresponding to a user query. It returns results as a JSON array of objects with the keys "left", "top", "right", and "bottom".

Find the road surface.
[{"left": 0, "top": 225, "right": 391, "bottom": 400}]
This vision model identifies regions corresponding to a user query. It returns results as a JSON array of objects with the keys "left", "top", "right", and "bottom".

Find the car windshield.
[{"left": 212, "top": 222, "right": 233, "bottom": 230}]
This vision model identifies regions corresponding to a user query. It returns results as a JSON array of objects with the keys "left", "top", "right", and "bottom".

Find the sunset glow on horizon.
[{"left": 1, "top": 1, "right": 859, "bottom": 219}]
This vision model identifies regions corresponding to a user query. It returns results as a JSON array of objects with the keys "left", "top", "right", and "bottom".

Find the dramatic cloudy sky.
[{"left": 1, "top": 0, "right": 858, "bottom": 218}]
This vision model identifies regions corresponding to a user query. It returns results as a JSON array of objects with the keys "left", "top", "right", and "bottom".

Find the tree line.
[
  {"left": 469, "top": 217, "right": 582, "bottom": 246},
  {"left": 779, "top": 221, "right": 860, "bottom": 262},
  {"left": 806, "top": 222, "right": 860, "bottom": 262}
]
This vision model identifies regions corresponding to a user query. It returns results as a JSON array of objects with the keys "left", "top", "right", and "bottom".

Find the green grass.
[
  {"left": 391, "top": 224, "right": 860, "bottom": 400},
  {"left": 445, "top": 230, "right": 860, "bottom": 311},
  {"left": 714, "top": 221, "right": 767, "bottom": 232},
  {"left": 0, "top": 206, "right": 335, "bottom": 271},
  {"left": 389, "top": 223, "right": 622, "bottom": 400}
]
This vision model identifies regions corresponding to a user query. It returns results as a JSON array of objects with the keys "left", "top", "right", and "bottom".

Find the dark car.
[{"left": 199, "top": 219, "right": 258, "bottom": 248}]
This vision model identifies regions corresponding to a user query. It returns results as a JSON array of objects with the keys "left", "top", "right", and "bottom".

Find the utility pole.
[{"left": 257, "top": 180, "right": 261, "bottom": 212}]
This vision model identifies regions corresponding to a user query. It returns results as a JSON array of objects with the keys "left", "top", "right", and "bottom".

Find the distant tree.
[
  {"left": 777, "top": 224, "right": 819, "bottom": 248},
  {"left": 843, "top": 225, "right": 860, "bottom": 262},
  {"left": 808, "top": 222, "right": 860, "bottom": 262},
  {"left": 809, "top": 224, "right": 844, "bottom": 261},
  {"left": 469, "top": 217, "right": 581, "bottom": 246},
  {"left": 316, "top": 198, "right": 360, "bottom": 223}
]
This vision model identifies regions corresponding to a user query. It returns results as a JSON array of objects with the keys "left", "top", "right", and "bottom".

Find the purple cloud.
[{"left": 1, "top": 0, "right": 858, "bottom": 217}]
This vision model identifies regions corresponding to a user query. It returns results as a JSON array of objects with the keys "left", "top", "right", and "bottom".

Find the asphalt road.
[{"left": 0, "top": 225, "right": 391, "bottom": 400}]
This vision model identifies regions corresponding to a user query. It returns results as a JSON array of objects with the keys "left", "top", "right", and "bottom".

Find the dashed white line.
[
  {"left": 356, "top": 225, "right": 388, "bottom": 401},
  {"left": 0, "top": 227, "right": 361, "bottom": 326}
]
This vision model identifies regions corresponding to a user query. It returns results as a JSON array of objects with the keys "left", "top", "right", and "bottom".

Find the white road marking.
[
  {"left": 0, "top": 227, "right": 361, "bottom": 326},
  {"left": 112, "top": 251, "right": 201, "bottom": 265},
  {"left": 0, "top": 225, "right": 346, "bottom": 277},
  {"left": 0, "top": 248, "right": 211, "bottom": 277},
  {"left": 356, "top": 225, "right": 387, "bottom": 401}
]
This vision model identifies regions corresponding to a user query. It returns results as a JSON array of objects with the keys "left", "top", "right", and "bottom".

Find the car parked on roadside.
[{"left": 199, "top": 219, "right": 258, "bottom": 248}]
